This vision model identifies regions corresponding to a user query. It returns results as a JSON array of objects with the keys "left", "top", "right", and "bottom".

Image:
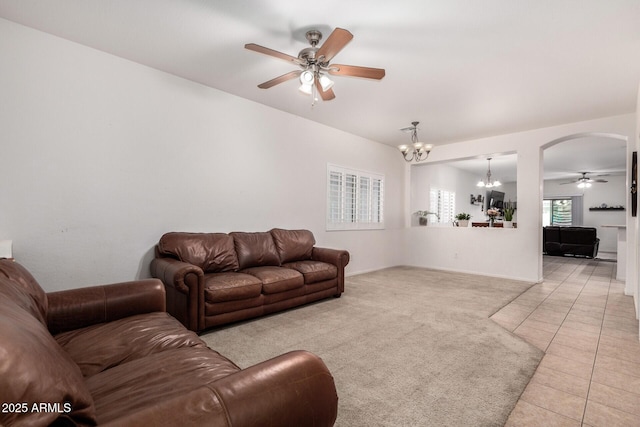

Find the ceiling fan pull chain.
[{"left": 311, "top": 82, "right": 318, "bottom": 107}]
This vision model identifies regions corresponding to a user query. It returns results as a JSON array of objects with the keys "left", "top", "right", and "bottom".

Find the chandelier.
[
  {"left": 397, "top": 121, "right": 433, "bottom": 162},
  {"left": 477, "top": 157, "right": 501, "bottom": 188}
]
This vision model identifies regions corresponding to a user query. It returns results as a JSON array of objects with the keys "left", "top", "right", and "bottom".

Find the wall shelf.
[{"left": 588, "top": 207, "right": 625, "bottom": 211}]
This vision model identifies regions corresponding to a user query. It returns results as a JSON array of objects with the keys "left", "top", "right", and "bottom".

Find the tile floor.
[{"left": 491, "top": 255, "right": 640, "bottom": 426}]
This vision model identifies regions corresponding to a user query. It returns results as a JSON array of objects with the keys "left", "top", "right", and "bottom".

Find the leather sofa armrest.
[
  {"left": 47, "top": 279, "right": 165, "bottom": 335},
  {"left": 101, "top": 386, "right": 230, "bottom": 427},
  {"left": 313, "top": 247, "right": 350, "bottom": 294},
  {"left": 150, "top": 257, "right": 204, "bottom": 294},
  {"left": 312, "top": 247, "right": 350, "bottom": 268},
  {"left": 211, "top": 350, "right": 338, "bottom": 427},
  {"left": 150, "top": 257, "right": 205, "bottom": 332}
]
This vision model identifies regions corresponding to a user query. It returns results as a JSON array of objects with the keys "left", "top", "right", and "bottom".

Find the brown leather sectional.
[
  {"left": 0, "top": 259, "right": 338, "bottom": 426},
  {"left": 151, "top": 228, "right": 350, "bottom": 333}
]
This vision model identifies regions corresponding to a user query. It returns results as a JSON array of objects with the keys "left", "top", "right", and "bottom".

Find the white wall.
[
  {"left": 405, "top": 115, "right": 636, "bottom": 283},
  {"left": 1, "top": 18, "right": 637, "bottom": 295},
  {"left": 544, "top": 175, "right": 626, "bottom": 252},
  {"left": 410, "top": 163, "right": 482, "bottom": 226},
  {"left": 0, "top": 19, "right": 406, "bottom": 291}
]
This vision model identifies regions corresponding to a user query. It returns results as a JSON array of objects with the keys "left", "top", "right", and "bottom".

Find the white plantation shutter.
[
  {"left": 429, "top": 187, "right": 456, "bottom": 224},
  {"left": 327, "top": 165, "right": 384, "bottom": 230},
  {"left": 358, "top": 176, "right": 370, "bottom": 222},
  {"left": 372, "top": 178, "right": 383, "bottom": 223},
  {"left": 345, "top": 173, "right": 357, "bottom": 223},
  {"left": 328, "top": 171, "right": 343, "bottom": 224}
]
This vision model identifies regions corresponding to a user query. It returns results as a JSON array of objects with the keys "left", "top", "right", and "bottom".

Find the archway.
[{"left": 539, "top": 132, "right": 629, "bottom": 281}]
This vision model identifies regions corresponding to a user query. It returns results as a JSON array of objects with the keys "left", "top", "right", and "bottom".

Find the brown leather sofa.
[
  {"left": 543, "top": 226, "right": 600, "bottom": 258},
  {"left": 0, "top": 259, "right": 338, "bottom": 427},
  {"left": 151, "top": 228, "right": 350, "bottom": 333}
]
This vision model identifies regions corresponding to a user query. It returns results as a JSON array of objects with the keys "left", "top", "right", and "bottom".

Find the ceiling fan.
[
  {"left": 245, "top": 27, "right": 385, "bottom": 103},
  {"left": 560, "top": 172, "right": 609, "bottom": 188}
]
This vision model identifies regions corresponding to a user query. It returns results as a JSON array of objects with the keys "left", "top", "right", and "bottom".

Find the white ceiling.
[{"left": 0, "top": 0, "right": 637, "bottom": 178}]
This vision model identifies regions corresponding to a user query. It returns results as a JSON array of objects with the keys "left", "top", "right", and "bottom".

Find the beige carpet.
[{"left": 200, "top": 266, "right": 543, "bottom": 426}]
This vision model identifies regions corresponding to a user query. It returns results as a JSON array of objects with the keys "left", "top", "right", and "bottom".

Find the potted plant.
[
  {"left": 503, "top": 201, "right": 515, "bottom": 228},
  {"left": 414, "top": 210, "right": 439, "bottom": 226},
  {"left": 454, "top": 213, "right": 471, "bottom": 227}
]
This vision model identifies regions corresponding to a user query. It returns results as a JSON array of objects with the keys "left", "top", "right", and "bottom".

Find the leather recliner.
[{"left": 0, "top": 259, "right": 338, "bottom": 426}]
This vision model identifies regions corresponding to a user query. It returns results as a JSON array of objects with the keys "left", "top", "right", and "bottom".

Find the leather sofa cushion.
[
  {"left": 231, "top": 232, "right": 280, "bottom": 269},
  {"left": 0, "top": 282, "right": 96, "bottom": 426},
  {"left": 283, "top": 260, "right": 338, "bottom": 284},
  {"left": 204, "top": 272, "right": 263, "bottom": 302},
  {"left": 86, "top": 347, "right": 239, "bottom": 425},
  {"left": 270, "top": 228, "right": 315, "bottom": 263},
  {"left": 559, "top": 227, "right": 597, "bottom": 244},
  {"left": 545, "top": 242, "right": 562, "bottom": 253},
  {"left": 55, "top": 312, "right": 208, "bottom": 377},
  {"left": 158, "top": 232, "right": 239, "bottom": 273},
  {"left": 205, "top": 295, "right": 264, "bottom": 316},
  {"left": 559, "top": 243, "right": 594, "bottom": 256},
  {"left": 241, "top": 266, "right": 304, "bottom": 294},
  {"left": 0, "top": 259, "right": 48, "bottom": 325}
]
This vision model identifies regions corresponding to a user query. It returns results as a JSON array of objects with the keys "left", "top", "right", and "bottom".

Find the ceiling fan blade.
[
  {"left": 315, "top": 79, "right": 335, "bottom": 101},
  {"left": 593, "top": 179, "right": 609, "bottom": 183},
  {"left": 245, "top": 43, "right": 301, "bottom": 65},
  {"left": 257, "top": 70, "right": 301, "bottom": 89},
  {"left": 559, "top": 181, "right": 576, "bottom": 185},
  {"left": 328, "top": 64, "right": 386, "bottom": 80},
  {"left": 316, "top": 28, "right": 353, "bottom": 62}
]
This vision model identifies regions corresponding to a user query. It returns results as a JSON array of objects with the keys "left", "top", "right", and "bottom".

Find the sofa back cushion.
[
  {"left": 158, "top": 232, "right": 239, "bottom": 273},
  {"left": 559, "top": 227, "right": 598, "bottom": 245},
  {"left": 543, "top": 226, "right": 561, "bottom": 244},
  {"left": 270, "top": 228, "right": 316, "bottom": 263},
  {"left": 0, "top": 259, "right": 48, "bottom": 325},
  {"left": 231, "top": 232, "right": 280, "bottom": 269},
  {"left": 0, "top": 278, "right": 97, "bottom": 426}
]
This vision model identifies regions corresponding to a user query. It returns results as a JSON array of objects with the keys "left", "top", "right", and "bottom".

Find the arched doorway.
[{"left": 540, "top": 132, "right": 629, "bottom": 280}]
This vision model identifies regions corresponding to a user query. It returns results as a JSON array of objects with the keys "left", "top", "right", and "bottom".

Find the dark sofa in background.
[
  {"left": 543, "top": 226, "right": 600, "bottom": 258},
  {"left": 0, "top": 259, "right": 338, "bottom": 426},
  {"left": 151, "top": 228, "right": 350, "bottom": 333}
]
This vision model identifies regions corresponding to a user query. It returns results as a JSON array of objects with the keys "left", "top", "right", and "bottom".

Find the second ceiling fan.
[
  {"left": 560, "top": 172, "right": 609, "bottom": 188},
  {"left": 245, "top": 27, "right": 385, "bottom": 102}
]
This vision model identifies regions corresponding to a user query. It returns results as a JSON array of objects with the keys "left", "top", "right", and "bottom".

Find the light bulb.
[{"left": 299, "top": 70, "right": 314, "bottom": 85}]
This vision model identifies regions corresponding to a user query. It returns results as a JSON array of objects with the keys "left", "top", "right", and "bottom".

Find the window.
[
  {"left": 543, "top": 198, "right": 574, "bottom": 226},
  {"left": 327, "top": 164, "right": 384, "bottom": 230},
  {"left": 429, "top": 187, "right": 456, "bottom": 224}
]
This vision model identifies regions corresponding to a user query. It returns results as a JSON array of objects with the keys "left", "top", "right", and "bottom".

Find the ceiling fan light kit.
[
  {"left": 245, "top": 27, "right": 385, "bottom": 105},
  {"left": 559, "top": 172, "right": 608, "bottom": 189},
  {"left": 398, "top": 121, "right": 433, "bottom": 163}
]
